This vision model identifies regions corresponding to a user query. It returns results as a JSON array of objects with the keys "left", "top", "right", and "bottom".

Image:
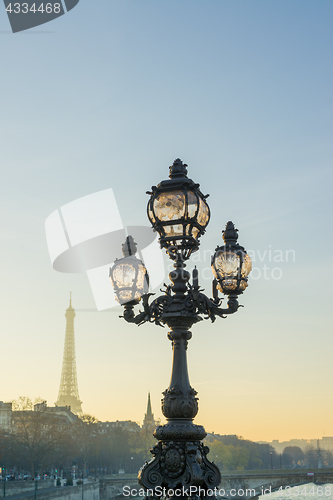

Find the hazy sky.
[{"left": 1, "top": 0, "right": 332, "bottom": 443}]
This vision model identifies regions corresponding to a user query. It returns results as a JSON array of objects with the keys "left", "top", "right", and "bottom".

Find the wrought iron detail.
[
  {"left": 154, "top": 422, "right": 207, "bottom": 441},
  {"left": 138, "top": 443, "right": 163, "bottom": 489},
  {"left": 162, "top": 386, "right": 198, "bottom": 419},
  {"left": 121, "top": 289, "right": 239, "bottom": 327},
  {"left": 138, "top": 439, "right": 221, "bottom": 492}
]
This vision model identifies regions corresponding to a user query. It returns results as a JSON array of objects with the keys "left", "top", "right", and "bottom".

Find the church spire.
[
  {"left": 142, "top": 392, "right": 155, "bottom": 429},
  {"left": 55, "top": 295, "right": 83, "bottom": 415},
  {"left": 146, "top": 392, "right": 153, "bottom": 417}
]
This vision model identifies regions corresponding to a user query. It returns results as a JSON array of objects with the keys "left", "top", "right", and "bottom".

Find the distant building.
[
  {"left": 47, "top": 405, "right": 79, "bottom": 426},
  {"left": 142, "top": 392, "right": 156, "bottom": 429},
  {"left": 97, "top": 393, "right": 158, "bottom": 434},
  {"left": 98, "top": 420, "right": 141, "bottom": 434},
  {"left": 0, "top": 401, "right": 12, "bottom": 430},
  {"left": 11, "top": 401, "right": 78, "bottom": 431},
  {"left": 265, "top": 438, "right": 319, "bottom": 453},
  {"left": 321, "top": 437, "right": 333, "bottom": 451}
]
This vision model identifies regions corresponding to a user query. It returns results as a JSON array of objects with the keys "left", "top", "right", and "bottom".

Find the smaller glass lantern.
[
  {"left": 211, "top": 221, "right": 252, "bottom": 295},
  {"left": 147, "top": 158, "right": 210, "bottom": 260},
  {"left": 109, "top": 236, "right": 149, "bottom": 305}
]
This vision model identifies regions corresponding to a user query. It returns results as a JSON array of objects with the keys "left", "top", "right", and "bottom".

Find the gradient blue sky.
[{"left": 1, "top": 0, "right": 332, "bottom": 441}]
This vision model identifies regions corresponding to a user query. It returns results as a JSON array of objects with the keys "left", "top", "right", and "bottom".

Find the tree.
[
  {"left": 72, "top": 414, "right": 99, "bottom": 476},
  {"left": 0, "top": 429, "right": 15, "bottom": 476},
  {"left": 282, "top": 446, "right": 304, "bottom": 466},
  {"left": 131, "top": 426, "right": 157, "bottom": 463},
  {"left": 11, "top": 397, "right": 74, "bottom": 477},
  {"left": 209, "top": 440, "right": 251, "bottom": 470},
  {"left": 206, "top": 434, "right": 276, "bottom": 470},
  {"left": 281, "top": 452, "right": 293, "bottom": 467}
]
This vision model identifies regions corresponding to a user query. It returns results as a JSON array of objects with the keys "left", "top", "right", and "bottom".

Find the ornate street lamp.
[
  {"left": 147, "top": 158, "right": 210, "bottom": 260},
  {"left": 109, "top": 235, "right": 149, "bottom": 312},
  {"left": 211, "top": 220, "right": 252, "bottom": 296},
  {"left": 110, "top": 159, "right": 252, "bottom": 497}
]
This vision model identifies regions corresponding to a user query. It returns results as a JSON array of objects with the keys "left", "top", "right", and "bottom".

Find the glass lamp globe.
[
  {"left": 147, "top": 158, "right": 210, "bottom": 260},
  {"left": 109, "top": 236, "right": 149, "bottom": 305},
  {"left": 211, "top": 221, "right": 252, "bottom": 295}
]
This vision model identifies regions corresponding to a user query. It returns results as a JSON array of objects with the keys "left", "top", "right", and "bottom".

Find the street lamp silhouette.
[{"left": 110, "top": 159, "right": 252, "bottom": 496}]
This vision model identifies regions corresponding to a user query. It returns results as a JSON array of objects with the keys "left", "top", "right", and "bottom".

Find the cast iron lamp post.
[{"left": 110, "top": 159, "right": 252, "bottom": 498}]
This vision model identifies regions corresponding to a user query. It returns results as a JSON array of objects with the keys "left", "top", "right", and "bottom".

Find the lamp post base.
[{"left": 138, "top": 420, "right": 221, "bottom": 495}]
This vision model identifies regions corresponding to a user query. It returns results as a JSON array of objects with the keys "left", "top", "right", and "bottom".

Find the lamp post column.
[{"left": 163, "top": 328, "right": 195, "bottom": 418}]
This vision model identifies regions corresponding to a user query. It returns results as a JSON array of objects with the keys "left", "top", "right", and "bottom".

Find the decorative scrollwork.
[
  {"left": 121, "top": 293, "right": 174, "bottom": 327},
  {"left": 162, "top": 386, "right": 198, "bottom": 419},
  {"left": 122, "top": 288, "right": 240, "bottom": 327},
  {"left": 138, "top": 442, "right": 163, "bottom": 489},
  {"left": 200, "top": 443, "right": 221, "bottom": 489},
  {"left": 161, "top": 443, "right": 186, "bottom": 478},
  {"left": 184, "top": 288, "right": 240, "bottom": 323},
  {"left": 149, "top": 295, "right": 173, "bottom": 325},
  {"left": 138, "top": 438, "right": 221, "bottom": 493}
]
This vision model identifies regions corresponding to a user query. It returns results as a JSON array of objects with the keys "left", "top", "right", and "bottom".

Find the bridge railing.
[{"left": 220, "top": 468, "right": 333, "bottom": 476}]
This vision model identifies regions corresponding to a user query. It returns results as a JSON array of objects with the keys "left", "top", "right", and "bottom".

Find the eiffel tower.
[{"left": 55, "top": 294, "right": 83, "bottom": 415}]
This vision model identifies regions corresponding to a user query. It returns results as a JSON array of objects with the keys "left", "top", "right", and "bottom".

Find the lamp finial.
[
  {"left": 222, "top": 221, "right": 239, "bottom": 244},
  {"left": 169, "top": 158, "right": 188, "bottom": 179},
  {"left": 122, "top": 236, "right": 137, "bottom": 257}
]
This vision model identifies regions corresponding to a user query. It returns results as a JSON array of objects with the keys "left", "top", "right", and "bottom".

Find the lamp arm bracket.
[
  {"left": 121, "top": 308, "right": 146, "bottom": 325},
  {"left": 122, "top": 293, "right": 173, "bottom": 327},
  {"left": 194, "top": 293, "right": 240, "bottom": 323},
  {"left": 121, "top": 293, "right": 155, "bottom": 326},
  {"left": 121, "top": 291, "right": 242, "bottom": 327}
]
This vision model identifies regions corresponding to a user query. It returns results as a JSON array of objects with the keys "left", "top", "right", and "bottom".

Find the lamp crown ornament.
[
  {"left": 169, "top": 158, "right": 188, "bottom": 178},
  {"left": 122, "top": 235, "right": 137, "bottom": 257},
  {"left": 223, "top": 220, "right": 239, "bottom": 244},
  {"left": 109, "top": 159, "right": 252, "bottom": 498}
]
